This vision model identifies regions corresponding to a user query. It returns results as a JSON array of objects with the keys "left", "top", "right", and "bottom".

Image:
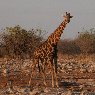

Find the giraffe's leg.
[
  {"left": 49, "top": 59, "right": 55, "bottom": 87},
  {"left": 41, "top": 69, "right": 47, "bottom": 86},
  {"left": 28, "top": 66, "right": 34, "bottom": 87},
  {"left": 53, "top": 43, "right": 59, "bottom": 87},
  {"left": 53, "top": 56, "right": 59, "bottom": 87},
  {"left": 54, "top": 64, "right": 59, "bottom": 87},
  {"left": 28, "top": 58, "right": 39, "bottom": 87},
  {"left": 40, "top": 60, "right": 47, "bottom": 86},
  {"left": 51, "top": 65, "right": 55, "bottom": 87},
  {"left": 28, "top": 71, "right": 32, "bottom": 87}
]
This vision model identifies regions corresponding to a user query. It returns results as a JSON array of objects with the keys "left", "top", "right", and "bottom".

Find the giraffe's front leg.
[
  {"left": 54, "top": 66, "right": 59, "bottom": 87},
  {"left": 55, "top": 74, "right": 59, "bottom": 87},
  {"left": 53, "top": 58, "right": 59, "bottom": 87},
  {"left": 51, "top": 67, "right": 55, "bottom": 87}
]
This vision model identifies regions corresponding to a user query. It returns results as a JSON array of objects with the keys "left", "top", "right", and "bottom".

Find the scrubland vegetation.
[{"left": 0, "top": 25, "right": 95, "bottom": 58}]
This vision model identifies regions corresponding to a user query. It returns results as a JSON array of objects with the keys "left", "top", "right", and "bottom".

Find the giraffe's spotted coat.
[{"left": 29, "top": 12, "right": 73, "bottom": 87}]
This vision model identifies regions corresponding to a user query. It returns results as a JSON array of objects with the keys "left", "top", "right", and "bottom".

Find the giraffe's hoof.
[
  {"left": 56, "top": 85, "right": 59, "bottom": 88},
  {"left": 56, "top": 83, "right": 59, "bottom": 88},
  {"left": 43, "top": 83, "right": 47, "bottom": 87},
  {"left": 52, "top": 85, "right": 55, "bottom": 88}
]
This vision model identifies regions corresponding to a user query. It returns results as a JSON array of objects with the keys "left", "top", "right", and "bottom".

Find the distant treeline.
[
  {"left": 58, "top": 28, "right": 95, "bottom": 55},
  {"left": 0, "top": 25, "right": 95, "bottom": 58}
]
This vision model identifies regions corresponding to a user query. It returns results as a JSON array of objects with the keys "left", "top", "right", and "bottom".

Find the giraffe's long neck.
[{"left": 47, "top": 20, "right": 68, "bottom": 45}]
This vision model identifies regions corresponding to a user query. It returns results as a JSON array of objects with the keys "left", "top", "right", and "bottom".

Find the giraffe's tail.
[{"left": 38, "top": 63, "right": 41, "bottom": 73}]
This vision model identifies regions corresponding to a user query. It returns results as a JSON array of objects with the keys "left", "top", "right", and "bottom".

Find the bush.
[
  {"left": 58, "top": 40, "right": 80, "bottom": 54},
  {"left": 0, "top": 25, "right": 45, "bottom": 58},
  {"left": 58, "top": 28, "right": 95, "bottom": 55},
  {"left": 76, "top": 28, "right": 95, "bottom": 54}
]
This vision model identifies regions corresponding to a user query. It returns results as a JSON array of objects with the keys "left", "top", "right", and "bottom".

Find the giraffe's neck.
[{"left": 47, "top": 20, "right": 68, "bottom": 45}]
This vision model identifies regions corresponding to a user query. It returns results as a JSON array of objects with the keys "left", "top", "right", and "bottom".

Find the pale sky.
[{"left": 0, "top": 0, "right": 95, "bottom": 39}]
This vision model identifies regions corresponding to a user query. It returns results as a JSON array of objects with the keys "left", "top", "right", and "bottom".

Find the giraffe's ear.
[
  {"left": 68, "top": 13, "right": 73, "bottom": 18},
  {"left": 70, "top": 16, "right": 73, "bottom": 18}
]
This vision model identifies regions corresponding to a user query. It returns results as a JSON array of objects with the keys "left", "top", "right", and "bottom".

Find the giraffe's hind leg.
[
  {"left": 40, "top": 62, "right": 47, "bottom": 86},
  {"left": 54, "top": 65, "right": 59, "bottom": 87},
  {"left": 28, "top": 72, "right": 32, "bottom": 87},
  {"left": 28, "top": 58, "right": 39, "bottom": 87}
]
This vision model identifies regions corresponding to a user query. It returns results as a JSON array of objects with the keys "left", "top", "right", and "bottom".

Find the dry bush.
[
  {"left": 0, "top": 25, "right": 45, "bottom": 58},
  {"left": 58, "top": 40, "right": 80, "bottom": 55},
  {"left": 75, "top": 28, "right": 95, "bottom": 54},
  {"left": 58, "top": 28, "right": 95, "bottom": 55}
]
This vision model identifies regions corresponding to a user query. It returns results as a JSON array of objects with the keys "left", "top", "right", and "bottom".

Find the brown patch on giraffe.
[{"left": 29, "top": 12, "right": 73, "bottom": 87}]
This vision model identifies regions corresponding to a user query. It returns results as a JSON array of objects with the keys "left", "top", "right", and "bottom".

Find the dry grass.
[
  {"left": 58, "top": 54, "right": 95, "bottom": 62},
  {"left": 0, "top": 54, "right": 95, "bottom": 93}
]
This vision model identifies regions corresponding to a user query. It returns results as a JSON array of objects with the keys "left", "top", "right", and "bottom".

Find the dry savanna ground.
[{"left": 0, "top": 54, "right": 95, "bottom": 95}]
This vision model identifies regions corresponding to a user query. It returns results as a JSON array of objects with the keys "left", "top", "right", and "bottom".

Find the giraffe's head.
[{"left": 63, "top": 12, "right": 73, "bottom": 23}]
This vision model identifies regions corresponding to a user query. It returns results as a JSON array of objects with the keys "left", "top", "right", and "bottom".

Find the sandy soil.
[{"left": 0, "top": 54, "right": 95, "bottom": 94}]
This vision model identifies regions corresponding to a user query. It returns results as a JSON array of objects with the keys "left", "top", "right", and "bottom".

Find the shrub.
[
  {"left": 76, "top": 28, "right": 95, "bottom": 54},
  {"left": 0, "top": 25, "right": 45, "bottom": 58}
]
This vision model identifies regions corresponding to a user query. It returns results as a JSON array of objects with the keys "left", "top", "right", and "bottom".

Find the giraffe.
[{"left": 29, "top": 12, "right": 73, "bottom": 87}]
